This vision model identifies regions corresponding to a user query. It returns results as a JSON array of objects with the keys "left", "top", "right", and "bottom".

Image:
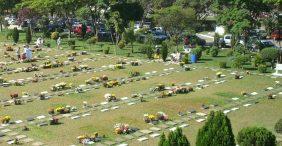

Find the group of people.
[{"left": 15, "top": 45, "right": 32, "bottom": 61}]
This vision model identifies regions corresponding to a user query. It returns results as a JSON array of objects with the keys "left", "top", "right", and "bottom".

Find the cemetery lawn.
[{"left": 0, "top": 39, "right": 281, "bottom": 146}]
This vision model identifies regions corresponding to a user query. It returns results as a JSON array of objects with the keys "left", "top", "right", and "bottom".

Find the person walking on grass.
[{"left": 57, "top": 37, "right": 61, "bottom": 49}]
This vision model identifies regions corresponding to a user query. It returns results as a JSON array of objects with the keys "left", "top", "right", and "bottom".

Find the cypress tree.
[
  {"left": 81, "top": 23, "right": 87, "bottom": 39},
  {"left": 158, "top": 128, "right": 190, "bottom": 146},
  {"left": 12, "top": 27, "right": 19, "bottom": 43},
  {"left": 196, "top": 111, "right": 235, "bottom": 146},
  {"left": 237, "top": 127, "right": 276, "bottom": 146},
  {"left": 159, "top": 133, "right": 166, "bottom": 146},
  {"left": 26, "top": 27, "right": 32, "bottom": 44},
  {"left": 161, "top": 41, "right": 168, "bottom": 62}
]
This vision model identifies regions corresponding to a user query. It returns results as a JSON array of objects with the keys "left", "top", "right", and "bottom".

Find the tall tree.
[
  {"left": 153, "top": 5, "right": 196, "bottom": 39},
  {"left": 196, "top": 111, "right": 235, "bottom": 146},
  {"left": 237, "top": 127, "right": 276, "bottom": 146},
  {"left": 159, "top": 127, "right": 190, "bottom": 146}
]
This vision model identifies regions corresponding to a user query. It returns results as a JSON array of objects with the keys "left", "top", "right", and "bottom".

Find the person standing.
[
  {"left": 57, "top": 37, "right": 61, "bottom": 49},
  {"left": 24, "top": 45, "right": 32, "bottom": 60}
]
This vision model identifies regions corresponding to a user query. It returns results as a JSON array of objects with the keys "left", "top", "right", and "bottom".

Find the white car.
[{"left": 221, "top": 34, "right": 244, "bottom": 47}]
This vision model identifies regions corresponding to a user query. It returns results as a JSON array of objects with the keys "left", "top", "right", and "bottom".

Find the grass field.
[{"left": 0, "top": 30, "right": 281, "bottom": 146}]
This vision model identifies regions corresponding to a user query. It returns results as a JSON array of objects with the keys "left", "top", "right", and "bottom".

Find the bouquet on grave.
[
  {"left": 100, "top": 75, "right": 108, "bottom": 81},
  {"left": 171, "top": 86, "right": 190, "bottom": 94},
  {"left": 216, "top": 72, "right": 222, "bottom": 78},
  {"left": 43, "top": 60, "right": 52, "bottom": 69},
  {"left": 54, "top": 106, "right": 71, "bottom": 114},
  {"left": 144, "top": 114, "right": 156, "bottom": 123},
  {"left": 103, "top": 80, "right": 119, "bottom": 88},
  {"left": 51, "top": 82, "right": 72, "bottom": 91},
  {"left": 114, "top": 123, "right": 130, "bottom": 134},
  {"left": 158, "top": 91, "right": 173, "bottom": 98},
  {"left": 104, "top": 93, "right": 118, "bottom": 102},
  {"left": 156, "top": 112, "right": 169, "bottom": 121},
  {"left": 5, "top": 46, "right": 13, "bottom": 51},
  {"left": 49, "top": 116, "right": 59, "bottom": 125},
  {"left": 77, "top": 132, "right": 100, "bottom": 144},
  {"left": 1, "top": 115, "right": 11, "bottom": 124},
  {"left": 152, "top": 84, "right": 166, "bottom": 92},
  {"left": 114, "top": 64, "right": 124, "bottom": 70}
]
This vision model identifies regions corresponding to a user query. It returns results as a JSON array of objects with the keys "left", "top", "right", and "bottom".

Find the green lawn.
[{"left": 0, "top": 29, "right": 281, "bottom": 146}]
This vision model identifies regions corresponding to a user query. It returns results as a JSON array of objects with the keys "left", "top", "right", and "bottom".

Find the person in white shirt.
[
  {"left": 57, "top": 37, "right": 61, "bottom": 49},
  {"left": 24, "top": 45, "right": 32, "bottom": 60}
]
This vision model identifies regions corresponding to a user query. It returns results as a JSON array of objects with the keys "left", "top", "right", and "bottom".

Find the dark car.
[{"left": 152, "top": 31, "right": 168, "bottom": 42}]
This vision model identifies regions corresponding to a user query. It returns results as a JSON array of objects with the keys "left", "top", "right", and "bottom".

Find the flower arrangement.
[
  {"left": 1, "top": 115, "right": 11, "bottom": 124},
  {"left": 77, "top": 132, "right": 100, "bottom": 144},
  {"left": 158, "top": 91, "right": 173, "bottom": 98},
  {"left": 43, "top": 61, "right": 52, "bottom": 69},
  {"left": 114, "top": 64, "right": 124, "bottom": 70},
  {"left": 241, "top": 91, "right": 248, "bottom": 96},
  {"left": 144, "top": 112, "right": 169, "bottom": 124},
  {"left": 10, "top": 93, "right": 19, "bottom": 99},
  {"left": 268, "top": 94, "right": 274, "bottom": 99},
  {"left": 50, "top": 117, "right": 59, "bottom": 125},
  {"left": 104, "top": 93, "right": 118, "bottom": 102},
  {"left": 6, "top": 46, "right": 13, "bottom": 51},
  {"left": 172, "top": 87, "right": 190, "bottom": 94},
  {"left": 216, "top": 72, "right": 222, "bottom": 78},
  {"left": 152, "top": 84, "right": 166, "bottom": 92},
  {"left": 55, "top": 106, "right": 70, "bottom": 114},
  {"left": 51, "top": 82, "right": 72, "bottom": 91},
  {"left": 114, "top": 123, "right": 130, "bottom": 134},
  {"left": 103, "top": 80, "right": 119, "bottom": 88}
]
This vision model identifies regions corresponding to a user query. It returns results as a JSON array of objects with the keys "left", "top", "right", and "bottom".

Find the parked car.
[
  {"left": 73, "top": 24, "right": 92, "bottom": 35},
  {"left": 152, "top": 31, "right": 168, "bottom": 42},
  {"left": 219, "top": 34, "right": 244, "bottom": 47},
  {"left": 271, "top": 30, "right": 282, "bottom": 40}
]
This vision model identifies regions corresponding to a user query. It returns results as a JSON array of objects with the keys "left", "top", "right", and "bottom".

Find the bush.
[
  {"left": 104, "top": 47, "right": 110, "bottom": 54},
  {"left": 258, "top": 64, "right": 267, "bottom": 73},
  {"left": 232, "top": 55, "right": 249, "bottom": 68},
  {"left": 191, "top": 47, "right": 203, "bottom": 59},
  {"left": 260, "top": 47, "right": 279, "bottom": 62},
  {"left": 118, "top": 40, "right": 126, "bottom": 49},
  {"left": 275, "top": 119, "right": 282, "bottom": 134},
  {"left": 226, "top": 50, "right": 233, "bottom": 57},
  {"left": 219, "top": 61, "right": 227, "bottom": 68},
  {"left": 252, "top": 54, "right": 264, "bottom": 67},
  {"left": 59, "top": 32, "right": 69, "bottom": 39},
  {"left": 196, "top": 111, "right": 235, "bottom": 146},
  {"left": 234, "top": 44, "right": 248, "bottom": 55},
  {"left": 51, "top": 32, "right": 59, "bottom": 40},
  {"left": 12, "top": 28, "right": 19, "bottom": 43},
  {"left": 68, "top": 39, "right": 76, "bottom": 46},
  {"left": 237, "top": 127, "right": 276, "bottom": 146},
  {"left": 182, "top": 54, "right": 189, "bottom": 64},
  {"left": 87, "top": 36, "right": 98, "bottom": 45},
  {"left": 210, "top": 46, "right": 220, "bottom": 57},
  {"left": 26, "top": 27, "right": 32, "bottom": 44}
]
